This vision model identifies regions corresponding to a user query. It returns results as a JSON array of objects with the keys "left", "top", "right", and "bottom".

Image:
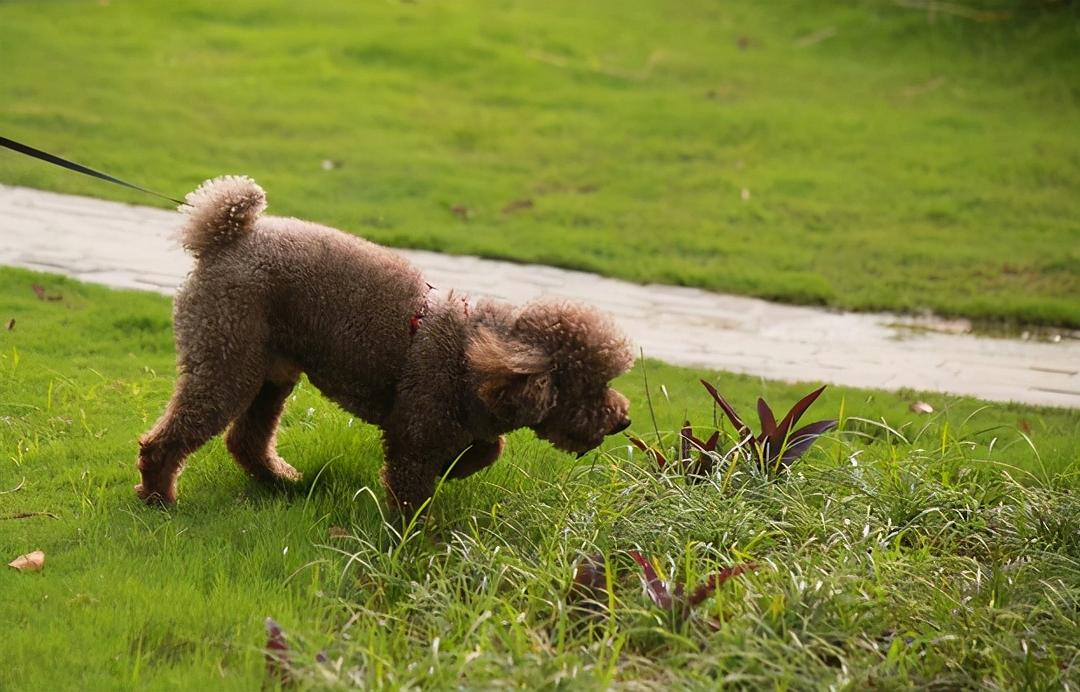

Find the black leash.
[{"left": 0, "top": 135, "right": 186, "bottom": 206}]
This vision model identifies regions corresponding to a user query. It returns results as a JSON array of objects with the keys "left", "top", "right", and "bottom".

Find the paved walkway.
[{"left": 1, "top": 184, "right": 1077, "bottom": 409}]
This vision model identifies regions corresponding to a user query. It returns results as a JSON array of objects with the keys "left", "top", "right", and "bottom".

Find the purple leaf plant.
[
  {"left": 629, "top": 551, "right": 757, "bottom": 619},
  {"left": 265, "top": 617, "right": 292, "bottom": 685},
  {"left": 568, "top": 552, "right": 758, "bottom": 624},
  {"left": 629, "top": 381, "right": 837, "bottom": 481},
  {"left": 702, "top": 380, "right": 837, "bottom": 475}
]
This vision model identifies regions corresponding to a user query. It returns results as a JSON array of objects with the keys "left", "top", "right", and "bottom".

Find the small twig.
[
  {"left": 891, "top": 0, "right": 1013, "bottom": 22},
  {"left": 794, "top": 27, "right": 837, "bottom": 48},
  {"left": 901, "top": 76, "right": 947, "bottom": 99},
  {"left": 526, "top": 49, "right": 666, "bottom": 82},
  {"left": 0, "top": 478, "right": 26, "bottom": 495},
  {"left": 1, "top": 511, "right": 60, "bottom": 520}
]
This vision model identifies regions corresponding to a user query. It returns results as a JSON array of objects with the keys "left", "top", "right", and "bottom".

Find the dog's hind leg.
[
  {"left": 225, "top": 370, "right": 301, "bottom": 486},
  {"left": 136, "top": 369, "right": 262, "bottom": 506},
  {"left": 136, "top": 306, "right": 271, "bottom": 505}
]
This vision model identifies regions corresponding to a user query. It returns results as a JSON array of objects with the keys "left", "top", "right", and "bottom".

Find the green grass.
[
  {"left": 2, "top": 269, "right": 1078, "bottom": 689},
  {"left": 2, "top": 1, "right": 1079, "bottom": 326}
]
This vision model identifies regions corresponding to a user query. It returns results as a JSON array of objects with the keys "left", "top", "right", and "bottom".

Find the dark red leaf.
[
  {"left": 757, "top": 398, "right": 777, "bottom": 441},
  {"left": 759, "top": 440, "right": 778, "bottom": 464},
  {"left": 689, "top": 454, "right": 715, "bottom": 479},
  {"left": 679, "top": 422, "right": 695, "bottom": 463},
  {"left": 777, "top": 420, "right": 837, "bottom": 468},
  {"left": 686, "top": 562, "right": 759, "bottom": 607},
  {"left": 628, "top": 551, "right": 673, "bottom": 610},
  {"left": 627, "top": 433, "right": 667, "bottom": 469},
  {"left": 685, "top": 426, "right": 719, "bottom": 480},
  {"left": 681, "top": 424, "right": 707, "bottom": 452},
  {"left": 700, "top": 380, "right": 752, "bottom": 442},
  {"left": 569, "top": 554, "right": 608, "bottom": 607},
  {"left": 265, "top": 617, "right": 291, "bottom": 684},
  {"left": 773, "top": 385, "right": 828, "bottom": 445}
]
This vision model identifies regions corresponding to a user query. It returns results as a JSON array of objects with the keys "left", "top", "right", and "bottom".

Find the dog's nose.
[{"left": 610, "top": 417, "right": 631, "bottom": 434}]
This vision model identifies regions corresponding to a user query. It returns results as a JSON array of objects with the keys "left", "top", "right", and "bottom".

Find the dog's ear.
[{"left": 467, "top": 328, "right": 557, "bottom": 425}]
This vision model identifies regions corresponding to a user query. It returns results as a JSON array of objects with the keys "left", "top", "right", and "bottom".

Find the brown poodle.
[{"left": 135, "top": 176, "right": 634, "bottom": 511}]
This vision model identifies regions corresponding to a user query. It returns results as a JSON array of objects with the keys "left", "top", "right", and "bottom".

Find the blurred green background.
[{"left": 2, "top": 0, "right": 1078, "bottom": 325}]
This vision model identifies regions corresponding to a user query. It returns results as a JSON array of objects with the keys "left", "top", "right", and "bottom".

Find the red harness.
[
  {"left": 409, "top": 311, "right": 424, "bottom": 335},
  {"left": 409, "top": 284, "right": 469, "bottom": 335}
]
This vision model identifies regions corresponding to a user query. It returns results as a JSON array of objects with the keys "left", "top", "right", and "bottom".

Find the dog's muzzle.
[{"left": 571, "top": 418, "right": 632, "bottom": 458}]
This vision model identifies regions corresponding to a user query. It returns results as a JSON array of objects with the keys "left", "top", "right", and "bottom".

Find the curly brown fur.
[{"left": 136, "top": 176, "right": 635, "bottom": 512}]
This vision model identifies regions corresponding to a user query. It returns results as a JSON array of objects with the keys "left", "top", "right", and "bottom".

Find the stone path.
[{"left": 1, "top": 184, "right": 1078, "bottom": 409}]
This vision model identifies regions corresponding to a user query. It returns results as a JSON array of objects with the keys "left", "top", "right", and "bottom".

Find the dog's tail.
[{"left": 178, "top": 175, "right": 266, "bottom": 256}]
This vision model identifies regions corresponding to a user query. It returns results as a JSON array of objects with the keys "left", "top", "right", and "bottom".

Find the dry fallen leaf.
[
  {"left": 910, "top": 401, "right": 934, "bottom": 414},
  {"left": 9, "top": 550, "right": 45, "bottom": 572},
  {"left": 2, "top": 511, "right": 59, "bottom": 520},
  {"left": 5, "top": 318, "right": 13, "bottom": 331},
  {"left": 740, "top": 188, "right": 751, "bottom": 201},
  {"left": 265, "top": 617, "right": 291, "bottom": 684},
  {"left": 501, "top": 198, "right": 534, "bottom": 215},
  {"left": 328, "top": 526, "right": 349, "bottom": 538},
  {"left": 1018, "top": 419, "right": 1032, "bottom": 435},
  {"left": 450, "top": 204, "right": 471, "bottom": 220},
  {"left": 30, "top": 283, "right": 62, "bottom": 302}
]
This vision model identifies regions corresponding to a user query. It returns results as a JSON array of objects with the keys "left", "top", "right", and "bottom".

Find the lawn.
[
  {"left": 2, "top": 269, "right": 1078, "bottom": 689},
  {"left": 1, "top": 1, "right": 1079, "bottom": 327}
]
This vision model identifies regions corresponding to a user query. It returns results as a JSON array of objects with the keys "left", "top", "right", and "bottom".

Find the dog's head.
[{"left": 467, "top": 299, "right": 634, "bottom": 455}]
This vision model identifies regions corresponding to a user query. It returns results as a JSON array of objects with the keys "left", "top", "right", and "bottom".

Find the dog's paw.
[
  {"left": 250, "top": 457, "right": 302, "bottom": 486},
  {"left": 271, "top": 460, "right": 302, "bottom": 483}
]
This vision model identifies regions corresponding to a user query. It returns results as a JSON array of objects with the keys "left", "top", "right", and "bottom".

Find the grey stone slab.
[{"left": 2, "top": 183, "right": 1079, "bottom": 408}]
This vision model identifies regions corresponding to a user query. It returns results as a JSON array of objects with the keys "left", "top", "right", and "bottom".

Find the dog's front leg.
[
  {"left": 380, "top": 442, "right": 436, "bottom": 515},
  {"left": 445, "top": 437, "right": 505, "bottom": 479},
  {"left": 380, "top": 419, "right": 470, "bottom": 514}
]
